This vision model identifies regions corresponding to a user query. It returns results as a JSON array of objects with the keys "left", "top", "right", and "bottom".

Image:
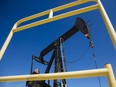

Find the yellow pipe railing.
[
  {"left": 96, "top": 0, "right": 116, "bottom": 49},
  {"left": 15, "top": 0, "right": 91, "bottom": 26},
  {"left": 0, "top": 0, "right": 116, "bottom": 61},
  {"left": 13, "top": 4, "right": 99, "bottom": 33},
  {"left": 0, "top": 64, "right": 115, "bottom": 87}
]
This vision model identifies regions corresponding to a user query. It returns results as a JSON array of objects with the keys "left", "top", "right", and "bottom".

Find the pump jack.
[{"left": 26, "top": 18, "right": 91, "bottom": 87}]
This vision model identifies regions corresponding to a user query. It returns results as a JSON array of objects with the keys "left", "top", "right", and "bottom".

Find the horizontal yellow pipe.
[
  {"left": 17, "top": 10, "right": 50, "bottom": 26},
  {"left": 53, "top": 0, "right": 92, "bottom": 12},
  {"left": 13, "top": 4, "right": 99, "bottom": 32},
  {"left": 0, "top": 68, "right": 108, "bottom": 82},
  {"left": 16, "top": 0, "right": 92, "bottom": 26}
]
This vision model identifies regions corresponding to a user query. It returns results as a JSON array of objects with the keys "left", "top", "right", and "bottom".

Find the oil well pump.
[
  {"left": 0, "top": 0, "right": 116, "bottom": 87},
  {"left": 26, "top": 18, "right": 92, "bottom": 87}
]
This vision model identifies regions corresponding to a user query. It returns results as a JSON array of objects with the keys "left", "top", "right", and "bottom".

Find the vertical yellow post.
[
  {"left": 105, "top": 64, "right": 116, "bottom": 87},
  {"left": 0, "top": 23, "right": 17, "bottom": 60},
  {"left": 49, "top": 9, "right": 53, "bottom": 18},
  {"left": 97, "top": 0, "right": 116, "bottom": 48}
]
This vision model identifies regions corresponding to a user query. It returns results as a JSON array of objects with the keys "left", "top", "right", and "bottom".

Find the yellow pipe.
[
  {"left": 0, "top": 64, "right": 115, "bottom": 87},
  {"left": 97, "top": 0, "right": 116, "bottom": 48},
  {"left": 0, "top": 23, "right": 17, "bottom": 61},
  {"left": 16, "top": 0, "right": 92, "bottom": 26},
  {"left": 0, "top": 68, "right": 108, "bottom": 82},
  {"left": 13, "top": 4, "right": 99, "bottom": 32},
  {"left": 17, "top": 10, "right": 50, "bottom": 26},
  {"left": 53, "top": 0, "right": 92, "bottom": 12},
  {"left": 105, "top": 64, "right": 116, "bottom": 87},
  {"left": 49, "top": 9, "right": 53, "bottom": 18}
]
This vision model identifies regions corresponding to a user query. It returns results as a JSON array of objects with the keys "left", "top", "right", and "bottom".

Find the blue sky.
[{"left": 0, "top": 0, "right": 116, "bottom": 87}]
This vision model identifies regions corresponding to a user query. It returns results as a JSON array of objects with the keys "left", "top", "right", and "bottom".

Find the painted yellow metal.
[
  {"left": 0, "top": 64, "right": 115, "bottom": 87},
  {"left": 0, "top": 0, "right": 116, "bottom": 61},
  {"left": 53, "top": 0, "right": 92, "bottom": 12},
  {"left": 0, "top": 66, "right": 108, "bottom": 82},
  {"left": 97, "top": 0, "right": 116, "bottom": 48},
  {"left": 13, "top": 4, "right": 99, "bottom": 33},
  {"left": 0, "top": 24, "right": 16, "bottom": 61},
  {"left": 49, "top": 9, "right": 53, "bottom": 18},
  {"left": 14, "top": 0, "right": 92, "bottom": 28},
  {"left": 105, "top": 64, "right": 116, "bottom": 87}
]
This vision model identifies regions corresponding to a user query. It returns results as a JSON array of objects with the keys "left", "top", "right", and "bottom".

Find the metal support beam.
[
  {"left": 105, "top": 64, "right": 116, "bottom": 87},
  {"left": 14, "top": 0, "right": 91, "bottom": 27},
  {"left": 96, "top": 0, "right": 116, "bottom": 48},
  {"left": 0, "top": 64, "right": 115, "bottom": 87},
  {"left": 0, "top": 24, "right": 16, "bottom": 61},
  {"left": 49, "top": 9, "right": 53, "bottom": 18},
  {"left": 13, "top": 4, "right": 99, "bottom": 33},
  {"left": 0, "top": 68, "right": 108, "bottom": 82},
  {"left": 0, "top": 64, "right": 116, "bottom": 87}
]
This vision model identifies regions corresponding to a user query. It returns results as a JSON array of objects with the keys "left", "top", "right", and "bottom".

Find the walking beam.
[
  {"left": 0, "top": 0, "right": 116, "bottom": 60},
  {"left": 0, "top": 64, "right": 115, "bottom": 87}
]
